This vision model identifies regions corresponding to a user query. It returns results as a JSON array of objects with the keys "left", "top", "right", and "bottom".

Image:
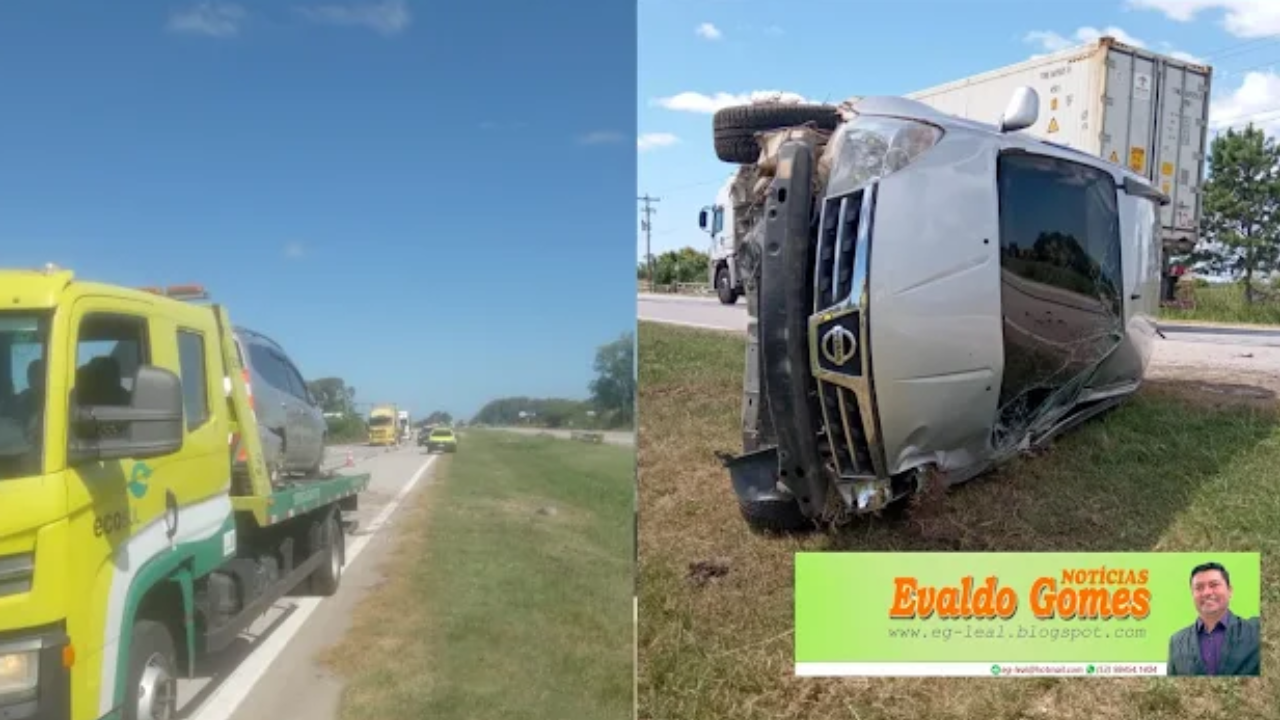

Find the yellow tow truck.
[{"left": 0, "top": 267, "right": 370, "bottom": 720}]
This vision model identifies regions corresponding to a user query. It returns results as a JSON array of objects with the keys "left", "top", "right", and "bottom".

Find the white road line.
[
  {"left": 637, "top": 317, "right": 743, "bottom": 333},
  {"left": 188, "top": 454, "right": 438, "bottom": 720}
]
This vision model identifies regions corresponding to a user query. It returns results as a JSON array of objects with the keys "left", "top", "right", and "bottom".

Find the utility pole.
[{"left": 638, "top": 194, "right": 660, "bottom": 287}]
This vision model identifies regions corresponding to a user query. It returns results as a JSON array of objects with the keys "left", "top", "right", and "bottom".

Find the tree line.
[
  {"left": 303, "top": 331, "right": 635, "bottom": 438},
  {"left": 637, "top": 247, "right": 710, "bottom": 286}
]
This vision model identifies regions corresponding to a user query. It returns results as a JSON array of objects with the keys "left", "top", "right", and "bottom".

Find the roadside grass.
[
  {"left": 324, "top": 431, "right": 634, "bottom": 720},
  {"left": 1159, "top": 283, "right": 1280, "bottom": 326},
  {"left": 637, "top": 321, "right": 1280, "bottom": 720}
]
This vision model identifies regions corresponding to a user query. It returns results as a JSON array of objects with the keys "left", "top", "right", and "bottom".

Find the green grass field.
[
  {"left": 1159, "top": 283, "right": 1280, "bottom": 326},
  {"left": 326, "top": 432, "right": 635, "bottom": 720},
  {"left": 637, "top": 321, "right": 1280, "bottom": 720}
]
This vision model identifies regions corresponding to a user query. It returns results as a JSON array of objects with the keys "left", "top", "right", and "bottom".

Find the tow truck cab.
[{"left": 0, "top": 269, "right": 366, "bottom": 720}]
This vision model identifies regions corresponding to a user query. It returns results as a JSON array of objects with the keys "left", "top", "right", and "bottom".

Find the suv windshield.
[
  {"left": 0, "top": 313, "right": 50, "bottom": 480},
  {"left": 431, "top": 429, "right": 453, "bottom": 438}
]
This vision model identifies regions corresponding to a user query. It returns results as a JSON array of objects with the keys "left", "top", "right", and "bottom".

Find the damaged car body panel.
[{"left": 720, "top": 91, "right": 1167, "bottom": 528}]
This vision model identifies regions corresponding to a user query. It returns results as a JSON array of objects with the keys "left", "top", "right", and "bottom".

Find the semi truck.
[
  {"left": 903, "top": 36, "right": 1210, "bottom": 257},
  {"left": 367, "top": 404, "right": 399, "bottom": 446},
  {"left": 397, "top": 410, "right": 411, "bottom": 443},
  {"left": 700, "top": 36, "right": 1210, "bottom": 304},
  {"left": 0, "top": 268, "right": 369, "bottom": 720}
]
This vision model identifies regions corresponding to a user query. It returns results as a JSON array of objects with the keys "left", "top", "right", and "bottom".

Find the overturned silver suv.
[{"left": 718, "top": 88, "right": 1167, "bottom": 532}]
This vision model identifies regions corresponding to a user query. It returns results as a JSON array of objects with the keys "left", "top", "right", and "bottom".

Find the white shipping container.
[{"left": 904, "top": 37, "right": 1211, "bottom": 252}]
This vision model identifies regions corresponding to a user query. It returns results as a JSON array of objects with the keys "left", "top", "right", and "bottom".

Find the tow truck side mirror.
[
  {"left": 70, "top": 365, "right": 185, "bottom": 463},
  {"left": 698, "top": 209, "right": 708, "bottom": 229}
]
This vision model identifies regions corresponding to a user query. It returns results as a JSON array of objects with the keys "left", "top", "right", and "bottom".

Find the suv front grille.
[{"left": 810, "top": 186, "right": 883, "bottom": 480}]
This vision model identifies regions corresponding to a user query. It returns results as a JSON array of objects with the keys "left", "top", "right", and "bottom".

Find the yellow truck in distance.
[
  {"left": 366, "top": 404, "right": 399, "bottom": 446},
  {"left": 0, "top": 268, "right": 369, "bottom": 720}
]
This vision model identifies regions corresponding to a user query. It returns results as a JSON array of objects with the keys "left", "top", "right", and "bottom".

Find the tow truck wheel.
[
  {"left": 715, "top": 266, "right": 739, "bottom": 305},
  {"left": 124, "top": 619, "right": 178, "bottom": 720},
  {"left": 307, "top": 513, "right": 345, "bottom": 596},
  {"left": 738, "top": 497, "right": 813, "bottom": 534}
]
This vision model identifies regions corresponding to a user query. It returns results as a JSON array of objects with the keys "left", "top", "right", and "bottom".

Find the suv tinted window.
[
  {"left": 177, "top": 330, "right": 210, "bottom": 430},
  {"left": 278, "top": 355, "right": 309, "bottom": 401},
  {"left": 995, "top": 153, "right": 1124, "bottom": 435},
  {"left": 247, "top": 343, "right": 288, "bottom": 393}
]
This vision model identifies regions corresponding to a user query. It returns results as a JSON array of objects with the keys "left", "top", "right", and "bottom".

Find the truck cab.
[
  {"left": 0, "top": 268, "right": 367, "bottom": 720},
  {"left": 699, "top": 176, "right": 739, "bottom": 305},
  {"left": 367, "top": 405, "right": 399, "bottom": 446}
]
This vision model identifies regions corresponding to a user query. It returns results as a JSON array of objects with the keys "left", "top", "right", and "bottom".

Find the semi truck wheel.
[
  {"left": 307, "top": 513, "right": 345, "bottom": 596},
  {"left": 124, "top": 619, "right": 179, "bottom": 720},
  {"left": 715, "top": 266, "right": 740, "bottom": 305},
  {"left": 713, "top": 103, "right": 842, "bottom": 164}
]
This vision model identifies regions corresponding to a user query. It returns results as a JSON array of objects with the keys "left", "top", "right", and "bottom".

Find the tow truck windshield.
[{"left": 0, "top": 314, "right": 49, "bottom": 480}]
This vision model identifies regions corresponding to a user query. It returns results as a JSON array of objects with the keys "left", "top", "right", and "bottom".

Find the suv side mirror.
[
  {"left": 997, "top": 86, "right": 1039, "bottom": 134},
  {"left": 70, "top": 365, "right": 185, "bottom": 463},
  {"left": 698, "top": 209, "right": 709, "bottom": 229}
]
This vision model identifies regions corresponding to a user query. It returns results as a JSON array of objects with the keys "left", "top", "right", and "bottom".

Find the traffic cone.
[{"left": 346, "top": 450, "right": 354, "bottom": 468}]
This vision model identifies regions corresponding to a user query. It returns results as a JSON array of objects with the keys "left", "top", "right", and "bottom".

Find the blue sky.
[
  {"left": 638, "top": 0, "right": 1280, "bottom": 260},
  {"left": 0, "top": 0, "right": 635, "bottom": 420}
]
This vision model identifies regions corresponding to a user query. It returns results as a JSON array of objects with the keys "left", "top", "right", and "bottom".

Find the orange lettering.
[
  {"left": 889, "top": 577, "right": 918, "bottom": 618},
  {"left": 1130, "top": 587, "right": 1151, "bottom": 618}
]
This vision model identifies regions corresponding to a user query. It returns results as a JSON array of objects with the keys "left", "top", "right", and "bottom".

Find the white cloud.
[
  {"left": 295, "top": 0, "right": 411, "bottom": 36},
  {"left": 1169, "top": 49, "right": 1208, "bottom": 64},
  {"left": 579, "top": 131, "right": 625, "bottom": 145},
  {"left": 1024, "top": 25, "right": 1148, "bottom": 54},
  {"left": 1209, "top": 70, "right": 1280, "bottom": 136},
  {"left": 637, "top": 133, "right": 679, "bottom": 151},
  {"left": 284, "top": 241, "right": 306, "bottom": 258},
  {"left": 696, "top": 22, "right": 722, "bottom": 40},
  {"left": 167, "top": 2, "right": 246, "bottom": 38},
  {"left": 652, "top": 90, "right": 809, "bottom": 114},
  {"left": 1022, "top": 25, "right": 1204, "bottom": 64},
  {"left": 1127, "top": 0, "right": 1280, "bottom": 38}
]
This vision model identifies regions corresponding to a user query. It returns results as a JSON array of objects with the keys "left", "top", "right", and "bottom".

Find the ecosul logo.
[
  {"left": 820, "top": 325, "right": 858, "bottom": 367},
  {"left": 93, "top": 462, "right": 151, "bottom": 537}
]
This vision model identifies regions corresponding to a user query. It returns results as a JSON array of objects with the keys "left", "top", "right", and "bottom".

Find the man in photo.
[{"left": 1167, "top": 562, "right": 1261, "bottom": 676}]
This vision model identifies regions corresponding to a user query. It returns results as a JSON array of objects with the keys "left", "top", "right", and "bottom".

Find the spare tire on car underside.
[{"left": 713, "top": 103, "right": 842, "bottom": 164}]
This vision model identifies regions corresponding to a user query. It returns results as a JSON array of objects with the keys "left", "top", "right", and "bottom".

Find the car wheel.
[
  {"left": 738, "top": 497, "right": 815, "bottom": 534},
  {"left": 713, "top": 103, "right": 842, "bottom": 164}
]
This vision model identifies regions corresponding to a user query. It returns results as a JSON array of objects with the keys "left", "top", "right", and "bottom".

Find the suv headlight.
[
  {"left": 0, "top": 645, "right": 39, "bottom": 704},
  {"left": 825, "top": 116, "right": 944, "bottom": 197}
]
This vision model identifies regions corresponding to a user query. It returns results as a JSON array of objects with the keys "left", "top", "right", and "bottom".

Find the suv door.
[
  {"left": 277, "top": 353, "right": 323, "bottom": 467},
  {"left": 994, "top": 151, "right": 1125, "bottom": 442},
  {"left": 246, "top": 342, "right": 306, "bottom": 468}
]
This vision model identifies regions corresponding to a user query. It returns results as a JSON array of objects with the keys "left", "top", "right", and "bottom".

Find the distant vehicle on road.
[
  {"left": 423, "top": 427, "right": 458, "bottom": 453},
  {"left": 398, "top": 409, "right": 411, "bottom": 442},
  {"left": 368, "top": 403, "right": 400, "bottom": 446}
]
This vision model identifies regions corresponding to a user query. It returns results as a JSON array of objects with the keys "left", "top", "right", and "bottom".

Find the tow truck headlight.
[
  {"left": 825, "top": 116, "right": 944, "bottom": 197},
  {"left": 0, "top": 646, "right": 39, "bottom": 704}
]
